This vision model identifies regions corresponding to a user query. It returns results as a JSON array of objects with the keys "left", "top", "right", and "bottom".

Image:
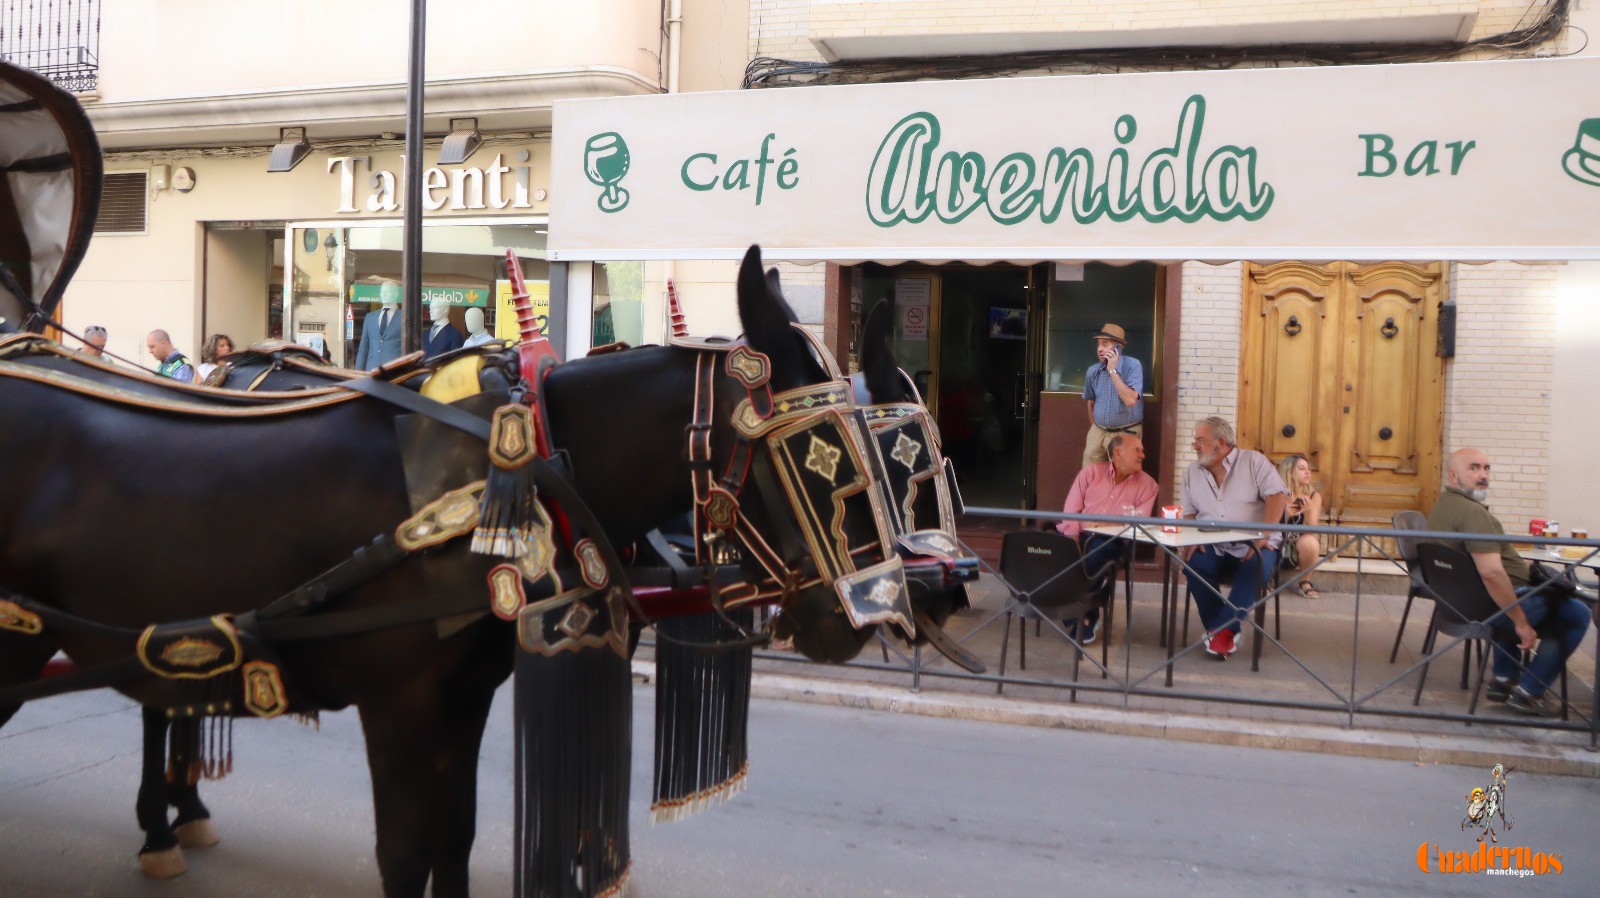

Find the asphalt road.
[{"left": 2, "top": 680, "right": 1596, "bottom": 897}]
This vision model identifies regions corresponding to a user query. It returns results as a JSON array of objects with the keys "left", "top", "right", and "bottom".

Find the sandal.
[{"left": 1297, "top": 581, "right": 1321, "bottom": 599}]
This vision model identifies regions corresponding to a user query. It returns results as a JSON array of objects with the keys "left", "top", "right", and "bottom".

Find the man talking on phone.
[{"left": 1082, "top": 322, "right": 1144, "bottom": 468}]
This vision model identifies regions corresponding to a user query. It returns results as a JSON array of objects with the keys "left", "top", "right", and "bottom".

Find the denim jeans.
[
  {"left": 1184, "top": 544, "right": 1279, "bottom": 636},
  {"left": 1078, "top": 533, "right": 1124, "bottom": 625},
  {"left": 1489, "top": 587, "right": 1593, "bottom": 697}
]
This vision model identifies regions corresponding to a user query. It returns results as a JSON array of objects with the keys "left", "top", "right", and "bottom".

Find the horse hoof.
[
  {"left": 139, "top": 846, "right": 187, "bottom": 879},
  {"left": 175, "top": 818, "right": 220, "bottom": 849}
]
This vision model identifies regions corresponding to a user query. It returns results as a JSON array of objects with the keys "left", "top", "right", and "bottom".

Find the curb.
[{"left": 631, "top": 661, "right": 1600, "bottom": 778}]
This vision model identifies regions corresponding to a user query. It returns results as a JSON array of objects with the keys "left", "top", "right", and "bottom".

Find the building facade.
[
  {"left": 728, "top": 0, "right": 1600, "bottom": 536},
  {"left": 8, "top": 0, "right": 1597, "bottom": 537}
]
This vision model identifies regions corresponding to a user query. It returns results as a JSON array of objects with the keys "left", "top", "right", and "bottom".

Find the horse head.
[
  {"left": 699, "top": 245, "right": 909, "bottom": 663},
  {"left": 853, "top": 300, "right": 981, "bottom": 665}
]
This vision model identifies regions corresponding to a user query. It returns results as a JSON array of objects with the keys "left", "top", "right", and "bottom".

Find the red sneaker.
[{"left": 1205, "top": 629, "right": 1236, "bottom": 659}]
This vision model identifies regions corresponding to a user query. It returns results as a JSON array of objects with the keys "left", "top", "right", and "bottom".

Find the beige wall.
[
  {"left": 681, "top": 0, "right": 754, "bottom": 92},
  {"left": 754, "top": 0, "right": 1573, "bottom": 64},
  {"left": 1550, "top": 261, "right": 1600, "bottom": 535},
  {"left": 96, "top": 0, "right": 662, "bottom": 101},
  {"left": 62, "top": 144, "right": 551, "bottom": 362}
]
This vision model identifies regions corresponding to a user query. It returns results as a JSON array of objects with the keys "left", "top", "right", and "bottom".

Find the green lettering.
[
  {"left": 721, "top": 159, "right": 751, "bottom": 190},
  {"left": 1404, "top": 140, "right": 1440, "bottom": 176},
  {"left": 1447, "top": 139, "right": 1476, "bottom": 175},
  {"left": 1359, "top": 134, "right": 1396, "bottom": 177},
  {"left": 777, "top": 150, "right": 799, "bottom": 189},
  {"left": 681, "top": 153, "right": 718, "bottom": 191}
]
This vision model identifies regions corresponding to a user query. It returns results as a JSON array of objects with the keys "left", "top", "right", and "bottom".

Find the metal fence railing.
[
  {"left": 0, "top": 0, "right": 100, "bottom": 92},
  {"left": 744, "top": 510, "right": 1600, "bottom": 751}
]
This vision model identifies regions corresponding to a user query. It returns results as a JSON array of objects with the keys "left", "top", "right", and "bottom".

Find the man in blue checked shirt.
[{"left": 1082, "top": 322, "right": 1144, "bottom": 468}]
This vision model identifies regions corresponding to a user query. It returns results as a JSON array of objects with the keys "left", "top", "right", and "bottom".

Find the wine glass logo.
[{"left": 583, "top": 132, "right": 632, "bottom": 213}]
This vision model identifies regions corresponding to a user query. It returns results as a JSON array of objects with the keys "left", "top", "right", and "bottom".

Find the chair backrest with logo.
[
  {"left": 998, "top": 531, "right": 1098, "bottom": 614},
  {"left": 1417, "top": 543, "right": 1503, "bottom": 630}
]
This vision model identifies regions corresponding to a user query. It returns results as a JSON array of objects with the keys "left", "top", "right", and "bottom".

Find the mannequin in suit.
[
  {"left": 355, "top": 281, "right": 404, "bottom": 370},
  {"left": 463, "top": 307, "right": 494, "bottom": 348},
  {"left": 423, "top": 299, "right": 465, "bottom": 358}
]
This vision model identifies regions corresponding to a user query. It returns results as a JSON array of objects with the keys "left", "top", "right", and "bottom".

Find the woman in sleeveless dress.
[{"left": 1277, "top": 454, "right": 1323, "bottom": 598}]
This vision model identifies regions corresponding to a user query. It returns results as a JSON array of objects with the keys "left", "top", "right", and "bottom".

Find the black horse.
[{"left": 0, "top": 242, "right": 915, "bottom": 896}]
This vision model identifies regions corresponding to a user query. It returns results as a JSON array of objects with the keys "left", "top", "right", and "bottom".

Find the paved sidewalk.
[{"left": 642, "top": 571, "right": 1600, "bottom": 777}]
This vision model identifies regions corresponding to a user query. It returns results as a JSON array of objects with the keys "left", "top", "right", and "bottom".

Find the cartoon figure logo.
[
  {"left": 1462, "top": 764, "right": 1513, "bottom": 843},
  {"left": 583, "top": 132, "right": 632, "bottom": 212}
]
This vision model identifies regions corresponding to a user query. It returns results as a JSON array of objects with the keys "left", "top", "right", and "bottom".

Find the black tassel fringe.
[
  {"left": 513, "top": 644, "right": 633, "bottom": 898},
  {"left": 651, "top": 609, "right": 753, "bottom": 823}
]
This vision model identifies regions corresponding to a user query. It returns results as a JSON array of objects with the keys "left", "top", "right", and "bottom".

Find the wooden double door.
[{"left": 1239, "top": 261, "right": 1446, "bottom": 529}]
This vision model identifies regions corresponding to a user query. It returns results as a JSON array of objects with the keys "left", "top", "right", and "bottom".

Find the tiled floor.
[{"left": 747, "top": 573, "right": 1599, "bottom": 750}]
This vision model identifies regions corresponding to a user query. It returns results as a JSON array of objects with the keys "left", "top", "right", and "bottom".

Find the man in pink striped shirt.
[{"left": 1055, "top": 434, "right": 1159, "bottom": 643}]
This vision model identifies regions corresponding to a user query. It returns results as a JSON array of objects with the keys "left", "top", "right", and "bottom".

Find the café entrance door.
[{"left": 861, "top": 265, "right": 1045, "bottom": 510}]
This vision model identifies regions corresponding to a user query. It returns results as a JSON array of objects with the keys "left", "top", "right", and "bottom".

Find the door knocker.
[
  {"left": 1283, "top": 315, "right": 1302, "bottom": 337},
  {"left": 1380, "top": 317, "right": 1399, "bottom": 339}
]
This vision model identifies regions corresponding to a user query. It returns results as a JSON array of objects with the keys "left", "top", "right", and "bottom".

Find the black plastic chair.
[
  {"left": 995, "top": 531, "right": 1118, "bottom": 696},
  {"left": 1412, "top": 544, "right": 1506, "bottom": 713},
  {"left": 1388, "top": 510, "right": 1431, "bottom": 664}
]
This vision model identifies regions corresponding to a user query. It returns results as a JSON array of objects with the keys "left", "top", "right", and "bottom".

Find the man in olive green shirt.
[{"left": 1426, "top": 448, "right": 1590, "bottom": 716}]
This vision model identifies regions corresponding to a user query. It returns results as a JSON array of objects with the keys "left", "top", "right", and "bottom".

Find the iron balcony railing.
[{"left": 0, "top": 0, "right": 99, "bottom": 92}]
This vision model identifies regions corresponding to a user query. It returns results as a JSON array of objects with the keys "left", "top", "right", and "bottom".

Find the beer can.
[{"left": 1161, "top": 504, "right": 1182, "bottom": 533}]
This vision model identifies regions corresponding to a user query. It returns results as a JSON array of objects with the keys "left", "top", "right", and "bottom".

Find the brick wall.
[
  {"left": 1172, "top": 261, "right": 1243, "bottom": 476},
  {"left": 1441, "top": 262, "right": 1558, "bottom": 532}
]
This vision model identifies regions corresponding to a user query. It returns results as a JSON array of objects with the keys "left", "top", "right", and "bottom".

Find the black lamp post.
[{"left": 324, "top": 232, "right": 339, "bottom": 271}]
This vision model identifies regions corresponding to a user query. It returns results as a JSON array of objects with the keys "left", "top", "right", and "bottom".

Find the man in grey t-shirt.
[{"left": 1178, "top": 416, "right": 1288, "bottom": 660}]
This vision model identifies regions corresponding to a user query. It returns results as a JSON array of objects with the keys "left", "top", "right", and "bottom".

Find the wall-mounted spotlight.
[
  {"left": 267, "top": 127, "right": 311, "bottom": 173},
  {"left": 438, "top": 117, "right": 483, "bottom": 165}
]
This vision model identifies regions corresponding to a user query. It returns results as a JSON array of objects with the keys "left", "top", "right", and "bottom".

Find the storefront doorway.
[{"left": 861, "top": 265, "right": 1040, "bottom": 509}]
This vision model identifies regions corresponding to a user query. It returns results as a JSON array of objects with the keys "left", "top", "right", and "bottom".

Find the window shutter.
[{"left": 95, "top": 172, "right": 148, "bottom": 234}]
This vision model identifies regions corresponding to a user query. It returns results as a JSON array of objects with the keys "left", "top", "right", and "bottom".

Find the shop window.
[
  {"left": 594, "top": 261, "right": 643, "bottom": 346},
  {"left": 285, "top": 221, "right": 546, "bottom": 368},
  {"left": 1043, "top": 263, "right": 1159, "bottom": 395}
]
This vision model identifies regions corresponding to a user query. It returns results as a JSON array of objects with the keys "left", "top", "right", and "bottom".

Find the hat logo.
[{"left": 1561, "top": 118, "right": 1600, "bottom": 188}]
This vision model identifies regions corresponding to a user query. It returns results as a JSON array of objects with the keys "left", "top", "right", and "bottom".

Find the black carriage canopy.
[{"left": 0, "top": 60, "right": 101, "bottom": 331}]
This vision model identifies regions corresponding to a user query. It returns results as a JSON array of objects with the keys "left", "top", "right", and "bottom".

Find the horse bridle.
[{"left": 683, "top": 333, "right": 916, "bottom": 637}]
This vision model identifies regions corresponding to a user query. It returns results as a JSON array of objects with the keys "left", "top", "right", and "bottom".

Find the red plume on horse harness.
[
  {"left": 472, "top": 250, "right": 561, "bottom": 559},
  {"left": 667, "top": 280, "right": 689, "bottom": 339}
]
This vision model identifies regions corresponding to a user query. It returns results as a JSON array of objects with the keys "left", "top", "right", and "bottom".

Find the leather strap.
[{"left": 339, "top": 376, "right": 491, "bottom": 441}]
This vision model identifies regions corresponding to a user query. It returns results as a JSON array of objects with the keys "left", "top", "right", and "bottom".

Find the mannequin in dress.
[
  {"left": 422, "top": 299, "right": 464, "bottom": 358},
  {"left": 463, "top": 306, "right": 494, "bottom": 348},
  {"left": 355, "top": 280, "right": 404, "bottom": 370}
]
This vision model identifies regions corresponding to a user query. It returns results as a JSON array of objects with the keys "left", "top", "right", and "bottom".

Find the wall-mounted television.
[{"left": 989, "top": 307, "right": 1027, "bottom": 341}]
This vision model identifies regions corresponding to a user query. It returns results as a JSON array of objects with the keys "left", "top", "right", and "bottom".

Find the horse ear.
[
  {"left": 738, "top": 244, "right": 797, "bottom": 357},
  {"left": 763, "top": 268, "right": 798, "bottom": 323},
  {"left": 859, "top": 301, "right": 902, "bottom": 403}
]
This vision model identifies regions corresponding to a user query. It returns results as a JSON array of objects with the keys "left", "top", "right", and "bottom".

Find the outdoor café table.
[
  {"left": 1518, "top": 546, "right": 1600, "bottom": 750},
  {"left": 1086, "top": 524, "right": 1265, "bottom": 687}
]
